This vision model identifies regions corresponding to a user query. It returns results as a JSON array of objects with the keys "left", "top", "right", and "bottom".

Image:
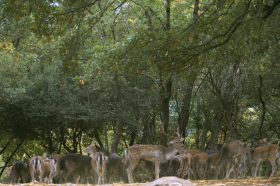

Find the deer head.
[
  {"left": 254, "top": 138, "right": 270, "bottom": 147},
  {"left": 83, "top": 141, "right": 98, "bottom": 154}
]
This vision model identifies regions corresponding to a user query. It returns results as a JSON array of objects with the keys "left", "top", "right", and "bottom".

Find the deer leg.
[
  {"left": 259, "top": 165, "right": 263, "bottom": 177},
  {"left": 188, "top": 168, "right": 192, "bottom": 179},
  {"left": 155, "top": 161, "right": 160, "bottom": 180},
  {"left": 254, "top": 161, "right": 261, "bottom": 177},
  {"left": 127, "top": 160, "right": 139, "bottom": 183},
  {"left": 225, "top": 162, "right": 231, "bottom": 179},
  {"left": 269, "top": 159, "right": 276, "bottom": 177}
]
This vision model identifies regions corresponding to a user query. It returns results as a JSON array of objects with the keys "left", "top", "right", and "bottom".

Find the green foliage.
[{"left": 0, "top": 0, "right": 280, "bottom": 179}]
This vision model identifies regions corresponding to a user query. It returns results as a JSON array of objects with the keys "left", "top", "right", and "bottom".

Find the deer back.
[
  {"left": 127, "top": 144, "right": 169, "bottom": 162},
  {"left": 216, "top": 140, "right": 247, "bottom": 167},
  {"left": 251, "top": 144, "right": 280, "bottom": 161}
]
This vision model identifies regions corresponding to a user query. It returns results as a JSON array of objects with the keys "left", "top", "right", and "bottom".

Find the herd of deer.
[{"left": 5, "top": 123, "right": 280, "bottom": 185}]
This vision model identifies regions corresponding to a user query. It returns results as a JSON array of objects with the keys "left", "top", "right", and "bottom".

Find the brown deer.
[
  {"left": 213, "top": 140, "right": 250, "bottom": 179},
  {"left": 59, "top": 153, "right": 92, "bottom": 183},
  {"left": 43, "top": 160, "right": 50, "bottom": 183},
  {"left": 203, "top": 143, "right": 224, "bottom": 179},
  {"left": 166, "top": 155, "right": 180, "bottom": 176},
  {"left": 240, "top": 138, "right": 269, "bottom": 178},
  {"left": 204, "top": 153, "right": 221, "bottom": 179},
  {"left": 106, "top": 153, "right": 127, "bottom": 183},
  {"left": 6, "top": 166, "right": 12, "bottom": 177},
  {"left": 177, "top": 148, "right": 201, "bottom": 179},
  {"left": 245, "top": 143, "right": 280, "bottom": 177},
  {"left": 46, "top": 152, "right": 64, "bottom": 183},
  {"left": 124, "top": 123, "right": 185, "bottom": 183},
  {"left": 6, "top": 161, "right": 28, "bottom": 184},
  {"left": 83, "top": 142, "right": 108, "bottom": 185},
  {"left": 29, "top": 156, "right": 45, "bottom": 183},
  {"left": 191, "top": 152, "right": 209, "bottom": 180},
  {"left": 254, "top": 138, "right": 270, "bottom": 147}
]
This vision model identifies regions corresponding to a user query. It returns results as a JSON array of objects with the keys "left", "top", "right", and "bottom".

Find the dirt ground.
[{"left": 2, "top": 177, "right": 280, "bottom": 186}]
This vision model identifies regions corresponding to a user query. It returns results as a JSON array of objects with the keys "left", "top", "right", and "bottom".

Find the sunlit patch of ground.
[{"left": 191, "top": 177, "right": 280, "bottom": 185}]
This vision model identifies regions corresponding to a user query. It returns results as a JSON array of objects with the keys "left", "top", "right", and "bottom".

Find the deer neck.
[
  {"left": 165, "top": 144, "right": 178, "bottom": 160},
  {"left": 90, "top": 152, "right": 96, "bottom": 158}
]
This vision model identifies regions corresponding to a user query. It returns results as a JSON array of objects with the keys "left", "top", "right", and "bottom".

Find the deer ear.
[
  {"left": 51, "top": 152, "right": 56, "bottom": 157},
  {"left": 180, "top": 137, "right": 185, "bottom": 142},
  {"left": 94, "top": 141, "right": 97, "bottom": 145},
  {"left": 185, "top": 147, "right": 190, "bottom": 154},
  {"left": 263, "top": 138, "right": 267, "bottom": 142}
]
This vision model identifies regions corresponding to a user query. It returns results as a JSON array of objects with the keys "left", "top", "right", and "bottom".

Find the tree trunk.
[
  {"left": 195, "top": 129, "right": 200, "bottom": 149},
  {"left": 111, "top": 73, "right": 123, "bottom": 153},
  {"left": 178, "top": 77, "right": 196, "bottom": 138},
  {"left": 200, "top": 125, "right": 207, "bottom": 151},
  {"left": 178, "top": 0, "right": 199, "bottom": 138},
  {"left": 209, "top": 106, "right": 223, "bottom": 150}
]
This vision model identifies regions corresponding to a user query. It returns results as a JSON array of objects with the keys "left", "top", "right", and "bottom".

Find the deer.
[
  {"left": 177, "top": 148, "right": 201, "bottom": 179},
  {"left": 46, "top": 152, "right": 64, "bottom": 184},
  {"left": 6, "top": 166, "right": 12, "bottom": 177},
  {"left": 244, "top": 143, "right": 280, "bottom": 177},
  {"left": 166, "top": 155, "right": 181, "bottom": 176},
  {"left": 106, "top": 153, "right": 127, "bottom": 183},
  {"left": 213, "top": 140, "right": 250, "bottom": 179},
  {"left": 6, "top": 161, "right": 28, "bottom": 184},
  {"left": 191, "top": 152, "right": 209, "bottom": 180},
  {"left": 239, "top": 138, "right": 270, "bottom": 178},
  {"left": 203, "top": 143, "right": 224, "bottom": 180},
  {"left": 137, "top": 160, "right": 155, "bottom": 182},
  {"left": 124, "top": 123, "right": 185, "bottom": 183},
  {"left": 29, "top": 156, "right": 45, "bottom": 183},
  {"left": 83, "top": 142, "right": 108, "bottom": 185},
  {"left": 59, "top": 153, "right": 93, "bottom": 183}
]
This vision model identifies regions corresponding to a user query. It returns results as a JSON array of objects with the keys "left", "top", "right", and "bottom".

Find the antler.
[
  {"left": 174, "top": 125, "right": 183, "bottom": 139},
  {"left": 160, "top": 122, "right": 178, "bottom": 139}
]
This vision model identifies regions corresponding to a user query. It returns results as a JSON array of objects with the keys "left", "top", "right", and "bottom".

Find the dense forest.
[{"left": 0, "top": 0, "right": 280, "bottom": 180}]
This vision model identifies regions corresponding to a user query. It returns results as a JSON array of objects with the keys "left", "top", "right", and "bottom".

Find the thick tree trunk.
[
  {"left": 111, "top": 73, "right": 123, "bottom": 153},
  {"left": 195, "top": 129, "right": 200, "bottom": 149},
  {"left": 200, "top": 126, "right": 208, "bottom": 151},
  {"left": 178, "top": 78, "right": 195, "bottom": 138},
  {"left": 209, "top": 106, "right": 223, "bottom": 150},
  {"left": 178, "top": 0, "right": 199, "bottom": 139}
]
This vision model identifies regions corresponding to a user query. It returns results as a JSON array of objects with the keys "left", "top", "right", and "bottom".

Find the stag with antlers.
[{"left": 124, "top": 123, "right": 185, "bottom": 183}]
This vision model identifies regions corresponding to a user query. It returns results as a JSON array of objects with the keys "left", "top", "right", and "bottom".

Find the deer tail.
[
  {"left": 34, "top": 156, "right": 38, "bottom": 170},
  {"left": 97, "top": 153, "right": 103, "bottom": 171},
  {"left": 123, "top": 150, "right": 129, "bottom": 165}
]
